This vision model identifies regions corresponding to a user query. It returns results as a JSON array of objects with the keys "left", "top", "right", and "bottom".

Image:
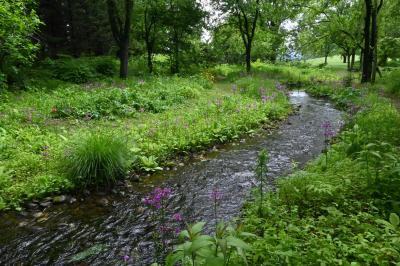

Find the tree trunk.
[
  {"left": 371, "top": 3, "right": 377, "bottom": 82},
  {"left": 171, "top": 31, "right": 180, "bottom": 74},
  {"left": 324, "top": 54, "right": 328, "bottom": 64},
  {"left": 347, "top": 54, "right": 351, "bottom": 70},
  {"left": 106, "top": 0, "right": 133, "bottom": 79},
  {"left": 343, "top": 54, "right": 347, "bottom": 63},
  {"left": 246, "top": 44, "right": 251, "bottom": 73},
  {"left": 147, "top": 48, "right": 153, "bottom": 74},
  {"left": 351, "top": 49, "right": 356, "bottom": 70},
  {"left": 361, "top": 0, "right": 373, "bottom": 83},
  {"left": 119, "top": 42, "right": 129, "bottom": 78},
  {"left": 360, "top": 49, "right": 364, "bottom": 72}
]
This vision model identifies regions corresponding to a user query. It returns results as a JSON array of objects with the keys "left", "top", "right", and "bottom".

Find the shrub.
[
  {"left": 385, "top": 69, "right": 400, "bottom": 95},
  {"left": 93, "top": 57, "right": 117, "bottom": 77},
  {"left": 63, "top": 133, "right": 130, "bottom": 188},
  {"left": 52, "top": 59, "right": 94, "bottom": 84}
]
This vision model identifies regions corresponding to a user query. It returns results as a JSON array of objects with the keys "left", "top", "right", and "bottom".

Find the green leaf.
[
  {"left": 191, "top": 222, "right": 206, "bottom": 235},
  {"left": 205, "top": 256, "right": 225, "bottom": 266},
  {"left": 190, "top": 236, "right": 214, "bottom": 252},
  {"left": 226, "top": 236, "right": 252, "bottom": 250},
  {"left": 165, "top": 251, "right": 184, "bottom": 266},
  {"left": 389, "top": 213, "right": 399, "bottom": 227}
]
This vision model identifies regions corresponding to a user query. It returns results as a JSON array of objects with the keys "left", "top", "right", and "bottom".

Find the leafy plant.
[
  {"left": 166, "top": 222, "right": 255, "bottom": 266},
  {"left": 139, "top": 155, "right": 163, "bottom": 172}
]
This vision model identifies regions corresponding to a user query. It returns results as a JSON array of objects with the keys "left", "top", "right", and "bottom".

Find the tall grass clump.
[{"left": 63, "top": 133, "right": 130, "bottom": 188}]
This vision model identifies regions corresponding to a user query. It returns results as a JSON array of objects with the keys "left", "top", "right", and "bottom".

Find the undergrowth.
[
  {"left": 0, "top": 70, "right": 290, "bottom": 210},
  {"left": 241, "top": 86, "right": 400, "bottom": 265}
]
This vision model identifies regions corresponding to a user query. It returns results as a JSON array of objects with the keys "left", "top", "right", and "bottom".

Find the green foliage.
[
  {"left": 63, "top": 133, "right": 130, "bottom": 188},
  {"left": 166, "top": 222, "right": 255, "bottom": 266},
  {"left": 0, "top": 0, "right": 41, "bottom": 89},
  {"left": 41, "top": 57, "right": 117, "bottom": 84},
  {"left": 49, "top": 77, "right": 204, "bottom": 119},
  {"left": 384, "top": 69, "right": 400, "bottom": 95},
  {"left": 0, "top": 70, "right": 290, "bottom": 209},
  {"left": 93, "top": 57, "right": 117, "bottom": 77},
  {"left": 306, "top": 85, "right": 361, "bottom": 109},
  {"left": 242, "top": 86, "right": 400, "bottom": 265}
]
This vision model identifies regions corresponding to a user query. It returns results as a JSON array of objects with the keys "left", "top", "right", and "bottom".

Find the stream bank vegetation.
[
  {"left": 1, "top": 0, "right": 400, "bottom": 264},
  {"left": 164, "top": 81, "right": 400, "bottom": 265},
  {"left": 0, "top": 64, "right": 292, "bottom": 210}
]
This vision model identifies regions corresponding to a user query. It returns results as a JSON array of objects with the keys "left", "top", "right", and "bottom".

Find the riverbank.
[
  {"left": 0, "top": 66, "right": 294, "bottom": 211},
  {"left": 241, "top": 84, "right": 400, "bottom": 264}
]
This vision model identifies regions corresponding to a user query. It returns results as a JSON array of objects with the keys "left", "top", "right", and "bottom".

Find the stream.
[{"left": 0, "top": 91, "right": 342, "bottom": 265}]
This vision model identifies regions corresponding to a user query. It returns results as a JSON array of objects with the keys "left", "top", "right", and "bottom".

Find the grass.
[{"left": 0, "top": 62, "right": 295, "bottom": 210}]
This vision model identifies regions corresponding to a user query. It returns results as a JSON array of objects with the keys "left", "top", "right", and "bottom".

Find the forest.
[{"left": 0, "top": 0, "right": 400, "bottom": 265}]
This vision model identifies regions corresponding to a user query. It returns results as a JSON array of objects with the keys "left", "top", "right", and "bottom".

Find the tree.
[
  {"left": 361, "top": 0, "right": 383, "bottom": 83},
  {"left": 137, "top": 0, "right": 166, "bottom": 73},
  {"left": 106, "top": 0, "right": 134, "bottom": 79},
  {"left": 163, "top": 0, "right": 205, "bottom": 74},
  {"left": 379, "top": 0, "right": 400, "bottom": 64},
  {"left": 261, "top": 0, "right": 303, "bottom": 63},
  {"left": 213, "top": 0, "right": 261, "bottom": 73},
  {"left": 0, "top": 0, "right": 41, "bottom": 89}
]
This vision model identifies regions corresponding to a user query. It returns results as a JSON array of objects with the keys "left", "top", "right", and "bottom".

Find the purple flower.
[
  {"left": 259, "top": 87, "right": 266, "bottom": 95},
  {"left": 261, "top": 95, "right": 268, "bottom": 103},
  {"left": 139, "top": 108, "right": 145, "bottom": 113},
  {"left": 123, "top": 255, "right": 130, "bottom": 263},
  {"left": 322, "top": 121, "right": 335, "bottom": 138},
  {"left": 172, "top": 213, "right": 183, "bottom": 222},
  {"left": 210, "top": 189, "right": 223, "bottom": 201},
  {"left": 143, "top": 187, "right": 172, "bottom": 209}
]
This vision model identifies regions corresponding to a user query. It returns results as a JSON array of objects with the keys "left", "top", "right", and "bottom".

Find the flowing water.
[{"left": 0, "top": 91, "right": 342, "bottom": 265}]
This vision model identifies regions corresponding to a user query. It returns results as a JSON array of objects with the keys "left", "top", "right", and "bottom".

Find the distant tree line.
[{"left": 0, "top": 0, "right": 399, "bottom": 85}]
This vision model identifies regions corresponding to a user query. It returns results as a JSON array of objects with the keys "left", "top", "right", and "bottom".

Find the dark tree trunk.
[
  {"left": 351, "top": 49, "right": 356, "bottom": 70},
  {"left": 119, "top": 42, "right": 129, "bottom": 78},
  {"left": 361, "top": 0, "right": 373, "bottom": 83},
  {"left": 106, "top": 0, "right": 133, "bottom": 79},
  {"left": 171, "top": 30, "right": 180, "bottom": 74},
  {"left": 147, "top": 48, "right": 153, "bottom": 74},
  {"left": 236, "top": 0, "right": 260, "bottom": 73},
  {"left": 324, "top": 54, "right": 328, "bottom": 64},
  {"left": 347, "top": 54, "right": 351, "bottom": 70},
  {"left": 246, "top": 44, "right": 251, "bottom": 73},
  {"left": 360, "top": 49, "right": 364, "bottom": 71},
  {"left": 343, "top": 54, "right": 347, "bottom": 63}
]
